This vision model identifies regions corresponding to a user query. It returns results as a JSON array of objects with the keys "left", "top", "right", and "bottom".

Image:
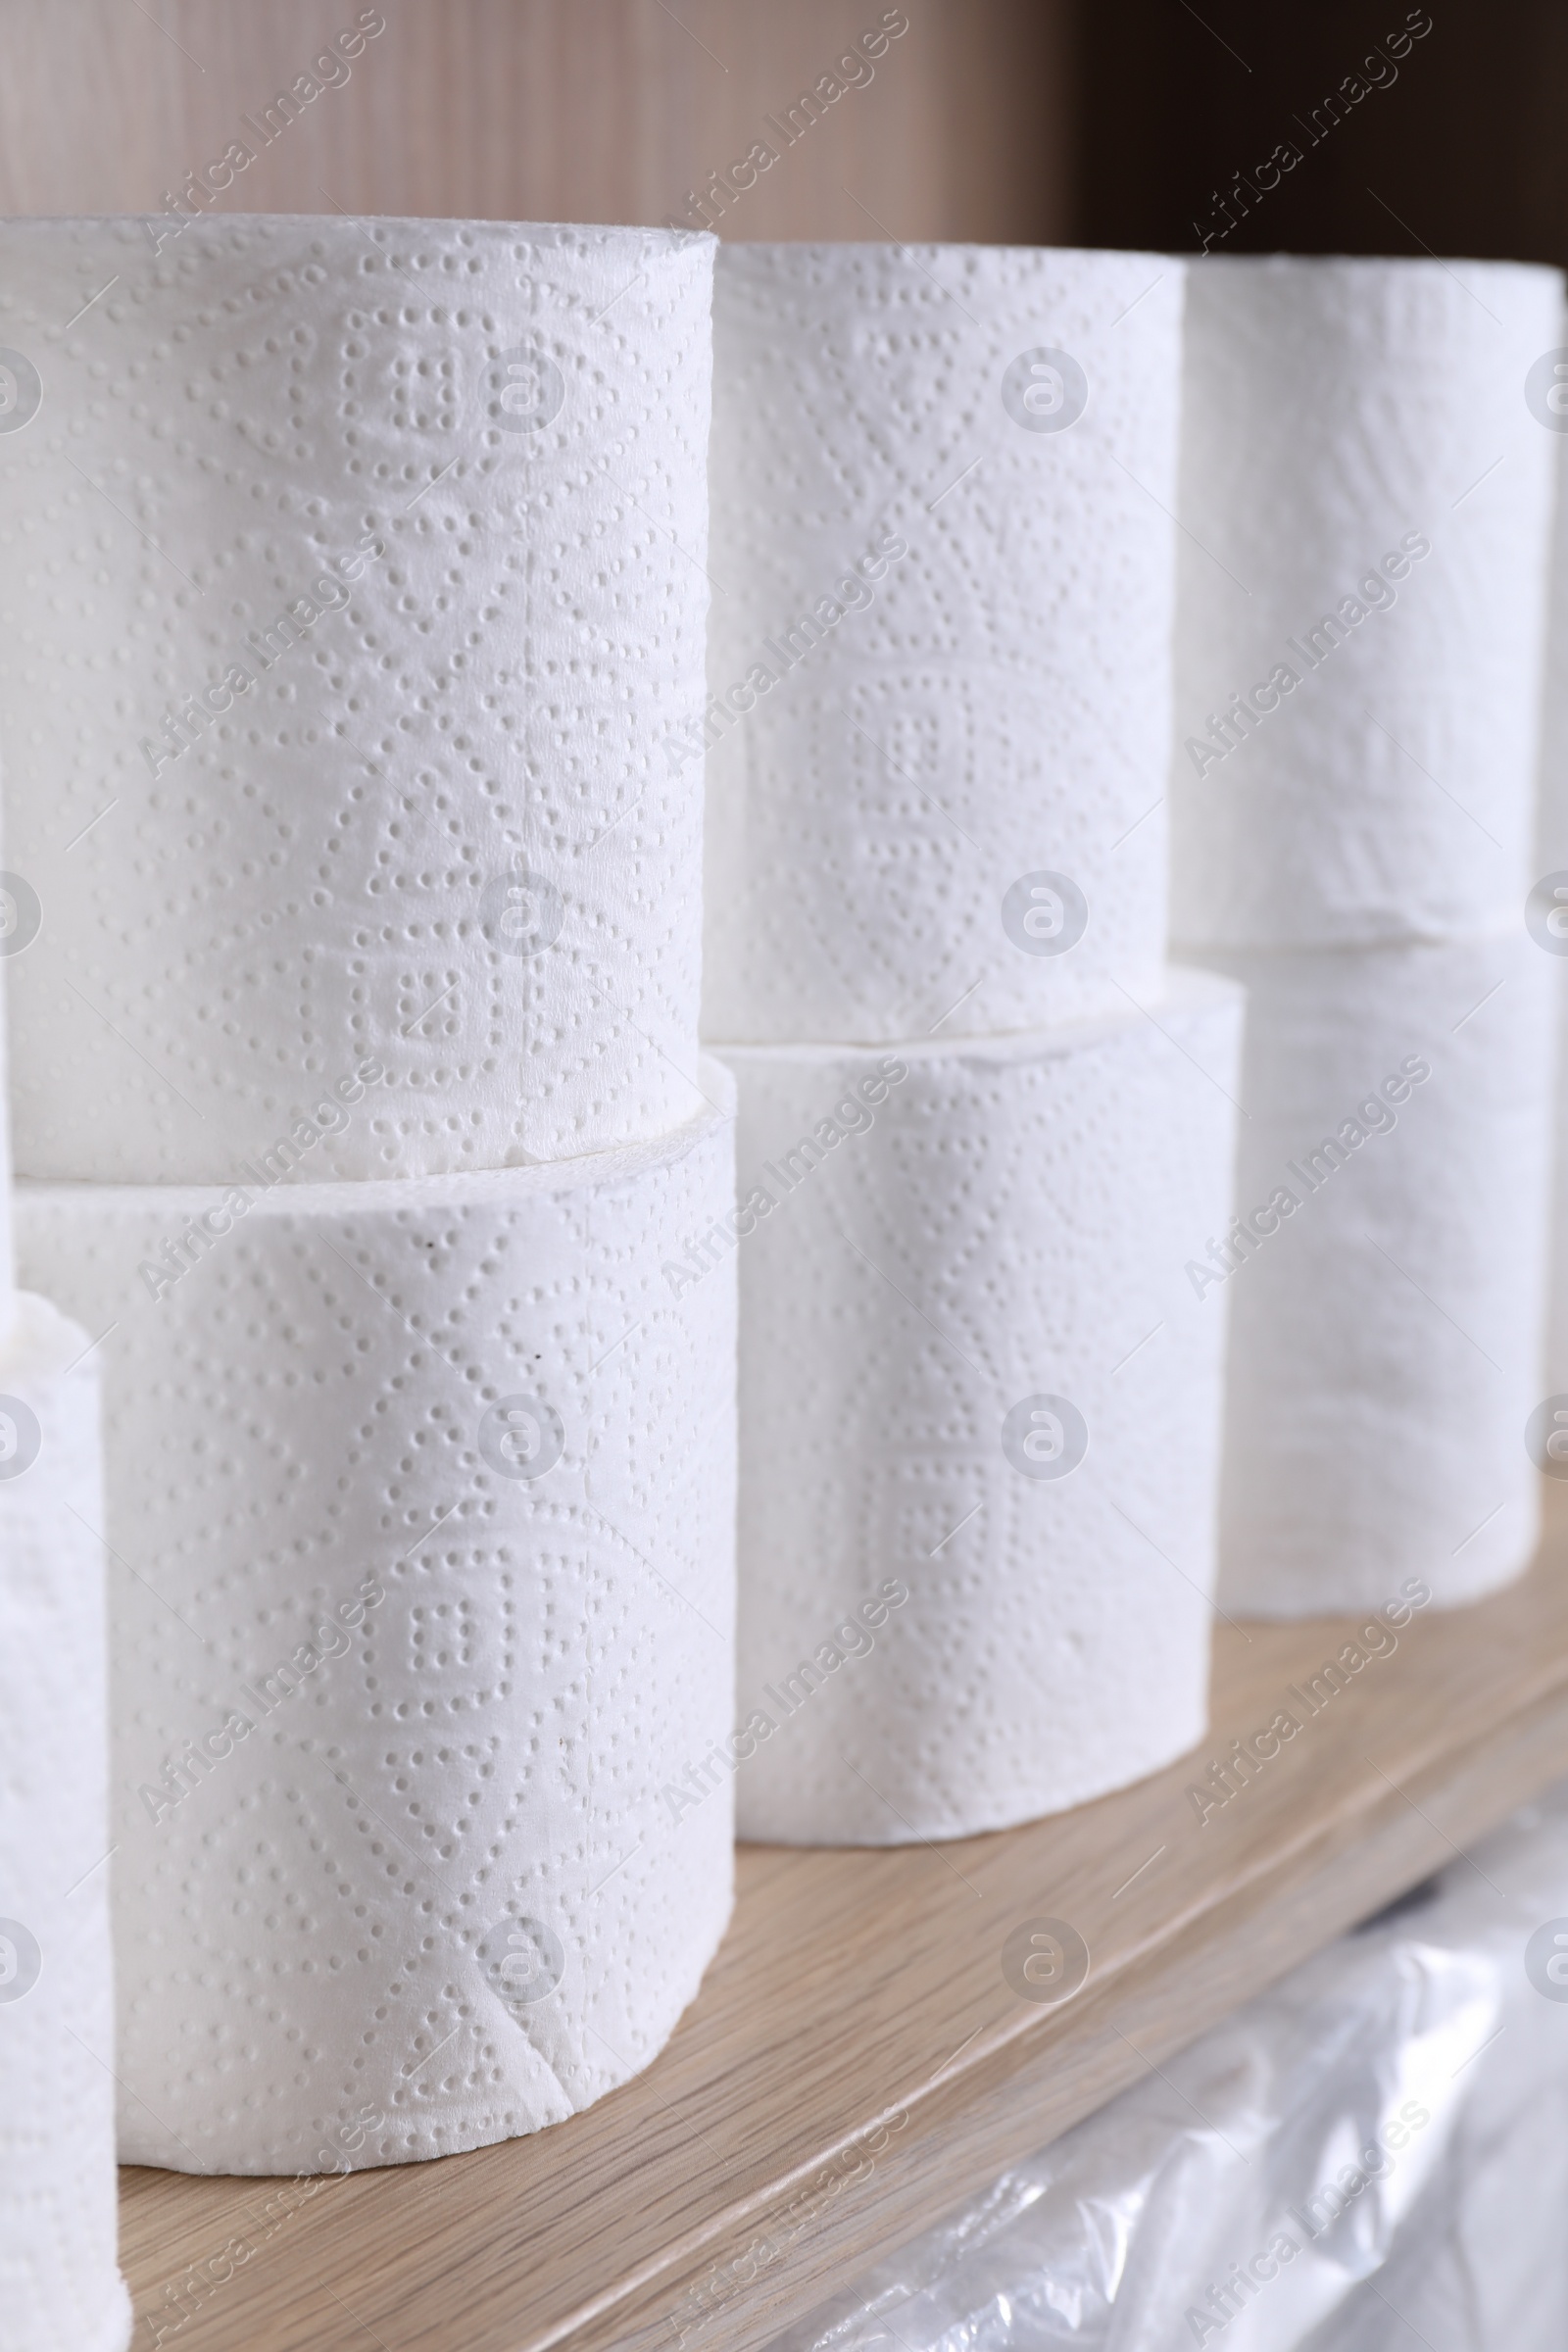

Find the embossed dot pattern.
[
  {"left": 15, "top": 1097, "right": 737, "bottom": 2175},
  {"left": 703, "top": 244, "right": 1181, "bottom": 1045},
  {"left": 0, "top": 1294, "right": 129, "bottom": 2344},
  {"left": 1173, "top": 257, "right": 1561, "bottom": 951},
  {"left": 0, "top": 216, "right": 713, "bottom": 1182},
  {"left": 1192, "top": 935, "right": 1551, "bottom": 1614},
  {"left": 717, "top": 972, "right": 1242, "bottom": 1844}
]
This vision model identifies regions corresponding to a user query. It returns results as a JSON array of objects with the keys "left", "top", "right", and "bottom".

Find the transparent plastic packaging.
[{"left": 773, "top": 1781, "right": 1568, "bottom": 2352}]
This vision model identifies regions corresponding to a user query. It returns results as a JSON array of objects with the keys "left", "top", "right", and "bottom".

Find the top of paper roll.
[
  {"left": 0, "top": 216, "right": 713, "bottom": 1183},
  {"left": 1170, "top": 253, "right": 1564, "bottom": 951},
  {"left": 16, "top": 1052, "right": 734, "bottom": 1221},
  {"left": 702, "top": 242, "right": 1184, "bottom": 1046}
]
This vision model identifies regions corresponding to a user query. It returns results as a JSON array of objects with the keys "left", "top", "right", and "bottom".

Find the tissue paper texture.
[
  {"left": 15, "top": 1086, "right": 737, "bottom": 2174},
  {"left": 1189, "top": 937, "right": 1552, "bottom": 1613},
  {"left": 0, "top": 1294, "right": 128, "bottom": 2352},
  {"left": 1544, "top": 1002, "right": 1568, "bottom": 1421},
  {"left": 714, "top": 969, "right": 1241, "bottom": 1843},
  {"left": 1535, "top": 426, "right": 1568, "bottom": 1396},
  {"left": 1171, "top": 256, "right": 1562, "bottom": 950},
  {"left": 0, "top": 215, "right": 713, "bottom": 1182},
  {"left": 702, "top": 244, "right": 1182, "bottom": 1044}
]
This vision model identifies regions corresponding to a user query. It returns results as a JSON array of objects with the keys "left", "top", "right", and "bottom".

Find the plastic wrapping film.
[{"left": 769, "top": 1779, "right": 1568, "bottom": 2352}]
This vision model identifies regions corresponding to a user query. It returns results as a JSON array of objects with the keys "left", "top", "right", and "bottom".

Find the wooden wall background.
[
  {"left": 1, "top": 1, "right": 1566, "bottom": 261},
  {"left": 0, "top": 0, "right": 1074, "bottom": 244}
]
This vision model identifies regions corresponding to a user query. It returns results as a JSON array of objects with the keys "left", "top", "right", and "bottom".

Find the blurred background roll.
[
  {"left": 1534, "top": 408, "right": 1568, "bottom": 1402},
  {"left": 15, "top": 1084, "right": 737, "bottom": 2173},
  {"left": 0, "top": 1293, "right": 127, "bottom": 2352},
  {"left": 715, "top": 969, "right": 1241, "bottom": 1843},
  {"left": 1191, "top": 935, "right": 1553, "bottom": 1614},
  {"left": 703, "top": 241, "right": 1183, "bottom": 1043},
  {"left": 1172, "top": 255, "right": 1562, "bottom": 1616},
  {"left": 0, "top": 215, "right": 713, "bottom": 1181},
  {"left": 1171, "top": 256, "right": 1561, "bottom": 952}
]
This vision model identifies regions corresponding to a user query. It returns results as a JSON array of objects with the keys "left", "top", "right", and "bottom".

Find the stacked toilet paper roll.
[
  {"left": 1172, "top": 256, "right": 1563, "bottom": 1610},
  {"left": 16, "top": 1099, "right": 736, "bottom": 2174},
  {"left": 0, "top": 925, "right": 126, "bottom": 2333},
  {"left": 1535, "top": 407, "right": 1568, "bottom": 1402},
  {"left": 0, "top": 215, "right": 712, "bottom": 1178},
  {"left": 0, "top": 1297, "right": 128, "bottom": 2352},
  {"left": 1194, "top": 936, "right": 1552, "bottom": 1613},
  {"left": 703, "top": 243, "right": 1181, "bottom": 1042},
  {"left": 2, "top": 216, "right": 737, "bottom": 2174},
  {"left": 705, "top": 244, "right": 1242, "bottom": 1842},
  {"left": 724, "top": 977, "right": 1240, "bottom": 1842}
]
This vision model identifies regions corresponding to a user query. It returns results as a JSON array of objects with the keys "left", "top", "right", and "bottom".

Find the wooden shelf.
[{"left": 121, "top": 1490, "right": 1568, "bottom": 2352}]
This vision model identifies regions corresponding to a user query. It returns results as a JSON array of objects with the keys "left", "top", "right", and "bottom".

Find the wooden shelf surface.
[{"left": 121, "top": 1493, "right": 1568, "bottom": 2352}]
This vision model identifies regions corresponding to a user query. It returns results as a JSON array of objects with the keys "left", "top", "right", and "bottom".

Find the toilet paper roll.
[
  {"left": 1186, "top": 936, "right": 1552, "bottom": 1614},
  {"left": 1171, "top": 256, "right": 1562, "bottom": 950},
  {"left": 1533, "top": 420, "right": 1568, "bottom": 1394},
  {"left": 1547, "top": 970, "right": 1568, "bottom": 1396},
  {"left": 0, "top": 214, "right": 713, "bottom": 1181},
  {"left": 712, "top": 968, "right": 1242, "bottom": 1843},
  {"left": 701, "top": 243, "right": 1183, "bottom": 1044},
  {"left": 14, "top": 1080, "right": 738, "bottom": 2174},
  {"left": 0, "top": 1294, "right": 129, "bottom": 2352}
]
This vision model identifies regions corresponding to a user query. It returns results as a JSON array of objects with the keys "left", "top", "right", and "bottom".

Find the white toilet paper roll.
[
  {"left": 14, "top": 1082, "right": 738, "bottom": 2174},
  {"left": 0, "top": 1294, "right": 128, "bottom": 2352},
  {"left": 701, "top": 243, "right": 1183, "bottom": 1044},
  {"left": 712, "top": 969, "right": 1242, "bottom": 1843},
  {"left": 1546, "top": 967, "right": 1568, "bottom": 1396},
  {"left": 0, "top": 215, "right": 713, "bottom": 1181},
  {"left": 1533, "top": 421, "right": 1568, "bottom": 1394},
  {"left": 1187, "top": 936, "right": 1552, "bottom": 1613},
  {"left": 1171, "top": 256, "right": 1562, "bottom": 950}
]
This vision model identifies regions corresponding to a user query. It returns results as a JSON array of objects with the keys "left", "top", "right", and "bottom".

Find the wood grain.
[
  {"left": 120, "top": 1487, "right": 1568, "bottom": 2352},
  {"left": 0, "top": 0, "right": 1072, "bottom": 243}
]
